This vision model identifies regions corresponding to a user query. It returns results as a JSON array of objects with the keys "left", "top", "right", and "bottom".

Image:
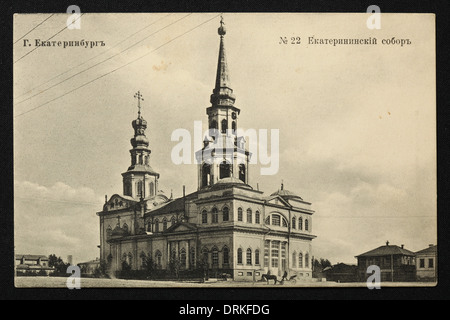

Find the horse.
[{"left": 261, "top": 273, "right": 278, "bottom": 284}]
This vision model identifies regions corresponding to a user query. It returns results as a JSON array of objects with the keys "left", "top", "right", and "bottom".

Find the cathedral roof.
[
  {"left": 270, "top": 188, "right": 303, "bottom": 200},
  {"left": 211, "top": 177, "right": 253, "bottom": 190},
  {"left": 124, "top": 164, "right": 160, "bottom": 177}
]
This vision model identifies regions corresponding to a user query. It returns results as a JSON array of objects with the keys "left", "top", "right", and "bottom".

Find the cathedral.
[{"left": 97, "top": 18, "right": 316, "bottom": 281}]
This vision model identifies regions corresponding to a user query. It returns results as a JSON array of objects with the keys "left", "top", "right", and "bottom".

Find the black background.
[{"left": 1, "top": 0, "right": 449, "bottom": 308}]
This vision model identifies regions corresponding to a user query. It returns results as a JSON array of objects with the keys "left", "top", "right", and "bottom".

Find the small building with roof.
[
  {"left": 355, "top": 241, "right": 416, "bottom": 282},
  {"left": 415, "top": 244, "right": 437, "bottom": 282},
  {"left": 15, "top": 254, "right": 55, "bottom": 275}
]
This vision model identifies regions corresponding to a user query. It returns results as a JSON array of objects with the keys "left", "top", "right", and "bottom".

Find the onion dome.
[{"left": 130, "top": 116, "right": 149, "bottom": 148}]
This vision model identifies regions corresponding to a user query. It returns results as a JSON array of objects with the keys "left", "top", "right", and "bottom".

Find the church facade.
[{"left": 97, "top": 19, "right": 316, "bottom": 281}]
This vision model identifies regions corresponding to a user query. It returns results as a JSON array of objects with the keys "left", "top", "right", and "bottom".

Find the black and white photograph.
[{"left": 12, "top": 12, "right": 437, "bottom": 290}]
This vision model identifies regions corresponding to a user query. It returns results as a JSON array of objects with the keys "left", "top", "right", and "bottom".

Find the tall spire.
[{"left": 210, "top": 16, "right": 236, "bottom": 107}]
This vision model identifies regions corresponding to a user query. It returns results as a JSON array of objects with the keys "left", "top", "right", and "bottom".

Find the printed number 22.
[{"left": 291, "top": 37, "right": 301, "bottom": 44}]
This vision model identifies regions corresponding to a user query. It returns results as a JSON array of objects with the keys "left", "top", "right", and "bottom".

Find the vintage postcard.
[{"left": 13, "top": 12, "right": 436, "bottom": 289}]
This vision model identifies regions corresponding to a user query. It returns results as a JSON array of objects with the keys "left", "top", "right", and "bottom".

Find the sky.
[{"left": 13, "top": 13, "right": 436, "bottom": 264}]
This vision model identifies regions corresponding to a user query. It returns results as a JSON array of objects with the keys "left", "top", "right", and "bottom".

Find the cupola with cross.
[
  {"left": 121, "top": 91, "right": 160, "bottom": 199},
  {"left": 196, "top": 17, "right": 251, "bottom": 190}
]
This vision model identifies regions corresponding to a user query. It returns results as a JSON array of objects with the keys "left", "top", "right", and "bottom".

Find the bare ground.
[{"left": 14, "top": 276, "right": 437, "bottom": 288}]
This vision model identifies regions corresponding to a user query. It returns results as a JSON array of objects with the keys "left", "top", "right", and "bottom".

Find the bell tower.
[
  {"left": 196, "top": 17, "right": 251, "bottom": 190},
  {"left": 122, "top": 91, "right": 160, "bottom": 199}
]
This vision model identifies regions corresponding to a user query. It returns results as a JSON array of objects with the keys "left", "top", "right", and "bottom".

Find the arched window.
[
  {"left": 140, "top": 252, "right": 146, "bottom": 269},
  {"left": 210, "top": 120, "right": 218, "bottom": 130},
  {"left": 292, "top": 217, "right": 296, "bottom": 229},
  {"left": 124, "top": 182, "right": 131, "bottom": 196},
  {"left": 171, "top": 216, "right": 176, "bottom": 226},
  {"left": 305, "top": 219, "right": 309, "bottom": 231},
  {"left": 202, "top": 163, "right": 211, "bottom": 187},
  {"left": 154, "top": 218, "right": 159, "bottom": 232},
  {"left": 144, "top": 155, "right": 149, "bottom": 165},
  {"left": 299, "top": 252, "right": 303, "bottom": 268},
  {"left": 122, "top": 223, "right": 128, "bottom": 232},
  {"left": 247, "top": 208, "right": 252, "bottom": 223},
  {"left": 139, "top": 154, "right": 143, "bottom": 165},
  {"left": 212, "top": 247, "right": 219, "bottom": 267},
  {"left": 221, "top": 119, "right": 228, "bottom": 134},
  {"left": 292, "top": 252, "right": 297, "bottom": 268},
  {"left": 136, "top": 181, "right": 143, "bottom": 197},
  {"left": 212, "top": 207, "right": 219, "bottom": 223},
  {"left": 180, "top": 248, "right": 187, "bottom": 269},
  {"left": 255, "top": 249, "right": 260, "bottom": 265},
  {"left": 237, "top": 208, "right": 243, "bottom": 221},
  {"left": 237, "top": 248, "right": 243, "bottom": 264},
  {"left": 201, "top": 210, "right": 208, "bottom": 224},
  {"left": 163, "top": 218, "right": 168, "bottom": 231},
  {"left": 219, "top": 161, "right": 231, "bottom": 179},
  {"left": 305, "top": 253, "right": 310, "bottom": 268},
  {"left": 149, "top": 182, "right": 154, "bottom": 196},
  {"left": 189, "top": 247, "right": 196, "bottom": 267},
  {"left": 239, "top": 164, "right": 246, "bottom": 183},
  {"left": 147, "top": 222, "right": 151, "bottom": 232},
  {"left": 299, "top": 217, "right": 303, "bottom": 230},
  {"left": 155, "top": 250, "right": 162, "bottom": 268},
  {"left": 222, "top": 207, "right": 229, "bottom": 221},
  {"left": 246, "top": 248, "right": 252, "bottom": 265},
  {"left": 255, "top": 211, "right": 260, "bottom": 224},
  {"left": 231, "top": 121, "right": 236, "bottom": 132},
  {"left": 223, "top": 247, "right": 229, "bottom": 265}
]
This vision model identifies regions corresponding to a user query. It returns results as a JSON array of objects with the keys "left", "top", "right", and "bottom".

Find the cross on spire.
[{"left": 134, "top": 91, "right": 144, "bottom": 118}]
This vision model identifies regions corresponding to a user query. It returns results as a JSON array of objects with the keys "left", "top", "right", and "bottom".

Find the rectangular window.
[
  {"left": 271, "top": 241, "right": 279, "bottom": 268},
  {"left": 272, "top": 215, "right": 280, "bottom": 226},
  {"left": 428, "top": 258, "right": 434, "bottom": 268},
  {"left": 420, "top": 259, "right": 425, "bottom": 268},
  {"left": 255, "top": 212, "right": 260, "bottom": 224},
  {"left": 246, "top": 250, "right": 252, "bottom": 265},
  {"left": 264, "top": 241, "right": 270, "bottom": 267},
  {"left": 255, "top": 250, "right": 260, "bottom": 265},
  {"left": 238, "top": 272, "right": 243, "bottom": 276},
  {"left": 212, "top": 251, "right": 219, "bottom": 266},
  {"left": 247, "top": 272, "right": 252, "bottom": 276}
]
